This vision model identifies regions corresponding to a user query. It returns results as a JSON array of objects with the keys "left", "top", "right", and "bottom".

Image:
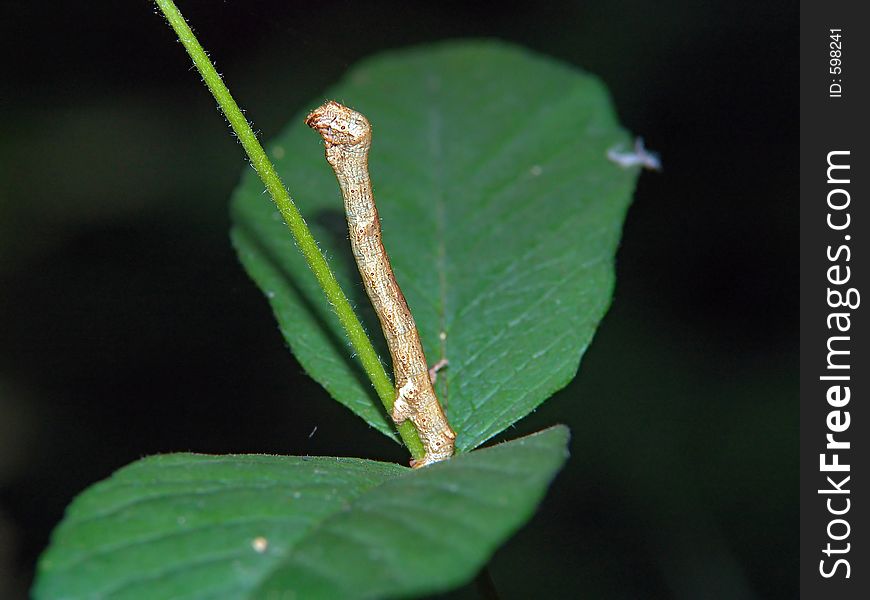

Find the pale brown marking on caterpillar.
[{"left": 306, "top": 100, "right": 456, "bottom": 468}]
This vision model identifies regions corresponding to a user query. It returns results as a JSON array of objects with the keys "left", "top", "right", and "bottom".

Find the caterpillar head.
[{"left": 305, "top": 100, "right": 371, "bottom": 149}]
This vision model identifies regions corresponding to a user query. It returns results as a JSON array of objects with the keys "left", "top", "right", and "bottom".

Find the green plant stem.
[{"left": 154, "top": 0, "right": 424, "bottom": 462}]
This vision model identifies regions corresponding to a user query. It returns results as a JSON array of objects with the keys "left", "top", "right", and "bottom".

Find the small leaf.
[
  {"left": 231, "top": 40, "right": 638, "bottom": 449},
  {"left": 34, "top": 426, "right": 569, "bottom": 599}
]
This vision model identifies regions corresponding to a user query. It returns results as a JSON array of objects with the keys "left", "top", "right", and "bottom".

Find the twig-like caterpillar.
[{"left": 306, "top": 101, "right": 456, "bottom": 467}]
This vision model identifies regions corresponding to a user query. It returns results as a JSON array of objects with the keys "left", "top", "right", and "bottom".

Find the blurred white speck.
[
  {"left": 266, "top": 290, "right": 275, "bottom": 298},
  {"left": 439, "top": 331, "right": 447, "bottom": 341},
  {"left": 607, "top": 137, "right": 662, "bottom": 171},
  {"left": 176, "top": 516, "right": 187, "bottom": 526},
  {"left": 272, "top": 146, "right": 286, "bottom": 160},
  {"left": 293, "top": 491, "right": 302, "bottom": 499},
  {"left": 530, "top": 165, "right": 542, "bottom": 176},
  {"left": 251, "top": 536, "right": 268, "bottom": 553}
]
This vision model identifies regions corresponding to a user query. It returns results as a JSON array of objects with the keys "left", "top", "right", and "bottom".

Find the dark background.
[{"left": 0, "top": 1, "right": 796, "bottom": 598}]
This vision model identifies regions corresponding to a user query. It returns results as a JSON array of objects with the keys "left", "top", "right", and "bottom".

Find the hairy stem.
[{"left": 153, "top": 0, "right": 425, "bottom": 461}]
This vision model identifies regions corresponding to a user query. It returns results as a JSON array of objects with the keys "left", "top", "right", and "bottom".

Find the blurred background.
[{"left": 0, "top": 1, "right": 795, "bottom": 598}]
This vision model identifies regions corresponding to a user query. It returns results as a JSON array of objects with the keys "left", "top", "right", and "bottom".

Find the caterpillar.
[{"left": 306, "top": 101, "right": 456, "bottom": 467}]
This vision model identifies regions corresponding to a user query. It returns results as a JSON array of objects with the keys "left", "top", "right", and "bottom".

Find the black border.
[{"left": 800, "top": 1, "right": 867, "bottom": 596}]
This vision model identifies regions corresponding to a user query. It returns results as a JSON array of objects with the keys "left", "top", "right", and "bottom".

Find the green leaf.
[
  {"left": 231, "top": 40, "right": 638, "bottom": 450},
  {"left": 34, "top": 426, "right": 569, "bottom": 600}
]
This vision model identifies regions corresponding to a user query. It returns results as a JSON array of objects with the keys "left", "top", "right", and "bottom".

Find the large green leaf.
[
  {"left": 34, "top": 426, "right": 569, "bottom": 599},
  {"left": 231, "top": 40, "right": 638, "bottom": 451}
]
